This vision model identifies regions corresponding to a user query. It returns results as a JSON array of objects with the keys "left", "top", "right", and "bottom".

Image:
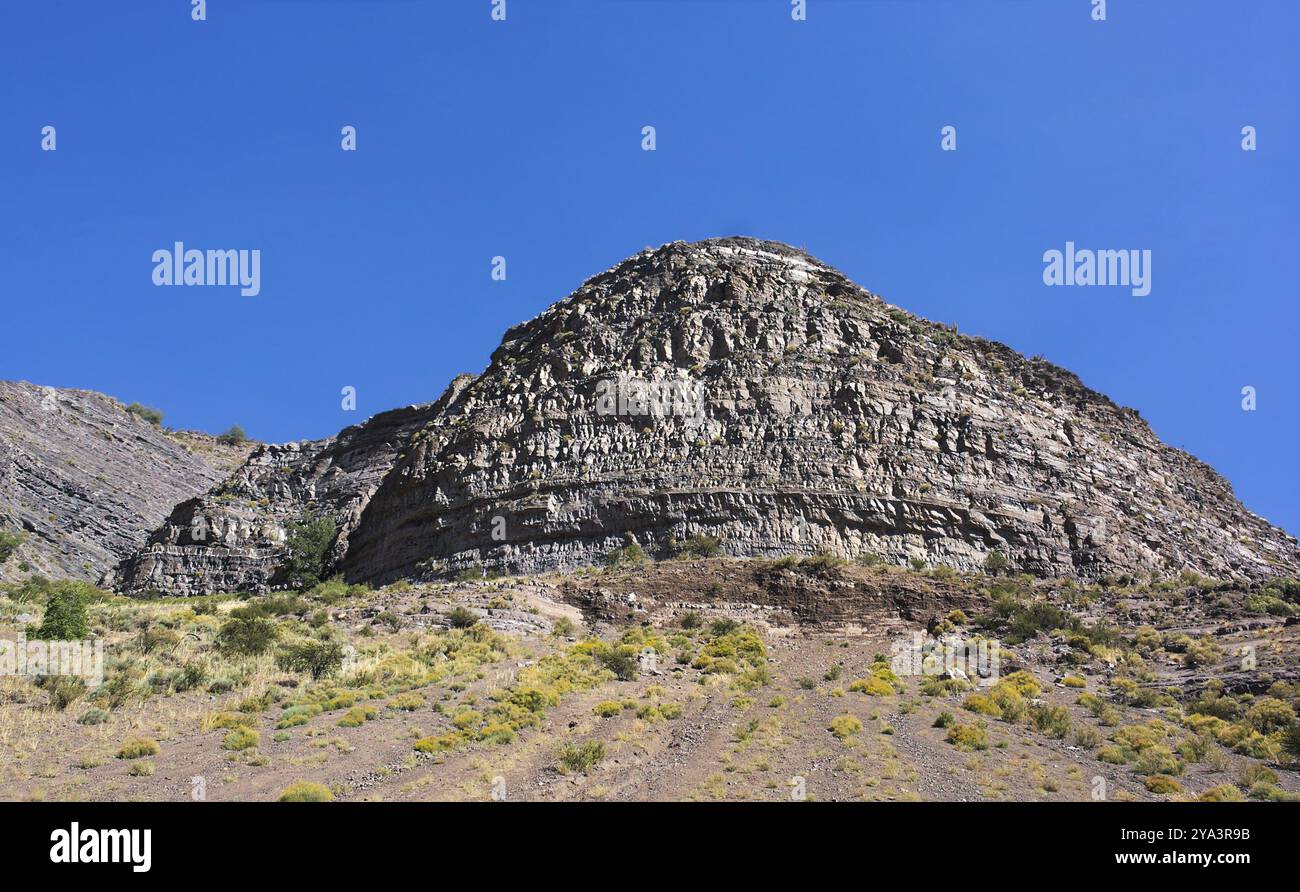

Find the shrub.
[
  {"left": 337, "top": 706, "right": 377, "bottom": 727},
  {"left": 829, "top": 715, "right": 863, "bottom": 739},
  {"left": 1133, "top": 745, "right": 1181, "bottom": 776},
  {"left": 1244, "top": 697, "right": 1296, "bottom": 734},
  {"left": 29, "top": 582, "right": 89, "bottom": 640},
  {"left": 1144, "top": 775, "right": 1182, "bottom": 795},
  {"left": 275, "top": 637, "right": 345, "bottom": 680},
  {"left": 40, "top": 675, "right": 86, "bottom": 711},
  {"left": 558, "top": 740, "right": 606, "bottom": 773},
  {"left": 1061, "top": 675, "right": 1087, "bottom": 688},
  {"left": 946, "top": 723, "right": 989, "bottom": 751},
  {"left": 77, "top": 707, "right": 110, "bottom": 726},
  {"left": 0, "top": 528, "right": 25, "bottom": 564},
  {"left": 675, "top": 534, "right": 723, "bottom": 559},
  {"left": 216, "top": 424, "right": 247, "bottom": 445},
  {"left": 129, "top": 761, "right": 155, "bottom": 777},
  {"left": 1074, "top": 725, "right": 1102, "bottom": 748},
  {"left": 282, "top": 515, "right": 337, "bottom": 590},
  {"left": 387, "top": 692, "right": 425, "bottom": 711},
  {"left": 1198, "top": 784, "right": 1245, "bottom": 802},
  {"left": 222, "top": 727, "right": 260, "bottom": 751},
  {"left": 278, "top": 781, "right": 333, "bottom": 802},
  {"left": 963, "top": 693, "right": 1003, "bottom": 718},
  {"left": 125, "top": 402, "right": 164, "bottom": 425},
  {"left": 679, "top": 611, "right": 702, "bottom": 630},
  {"left": 850, "top": 677, "right": 896, "bottom": 697},
  {"left": 593, "top": 700, "right": 623, "bottom": 718},
  {"left": 445, "top": 607, "right": 478, "bottom": 629},
  {"left": 596, "top": 645, "right": 641, "bottom": 681},
  {"left": 216, "top": 614, "right": 279, "bottom": 656},
  {"left": 606, "top": 536, "right": 649, "bottom": 569},
  {"left": 1030, "top": 705, "right": 1072, "bottom": 739},
  {"left": 983, "top": 550, "right": 1009, "bottom": 575},
  {"left": 933, "top": 711, "right": 956, "bottom": 728},
  {"left": 117, "top": 737, "right": 160, "bottom": 760}
]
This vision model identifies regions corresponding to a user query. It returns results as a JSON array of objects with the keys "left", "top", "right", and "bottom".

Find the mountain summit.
[{"left": 111, "top": 238, "right": 1299, "bottom": 594}]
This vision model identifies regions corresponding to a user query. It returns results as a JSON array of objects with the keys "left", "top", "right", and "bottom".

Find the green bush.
[
  {"left": 446, "top": 607, "right": 478, "bottom": 629},
  {"left": 278, "top": 781, "right": 333, "bottom": 802},
  {"left": 558, "top": 740, "right": 606, "bottom": 774},
  {"left": 946, "top": 723, "right": 989, "bottom": 751},
  {"left": 222, "top": 727, "right": 260, "bottom": 751},
  {"left": 216, "top": 615, "right": 279, "bottom": 656},
  {"left": 29, "top": 582, "right": 89, "bottom": 640},
  {"left": 125, "top": 402, "right": 164, "bottom": 426},
  {"left": 275, "top": 637, "right": 346, "bottom": 680},
  {"left": 829, "top": 714, "right": 863, "bottom": 739},
  {"left": 117, "top": 737, "right": 160, "bottom": 759},
  {"left": 281, "top": 515, "right": 338, "bottom": 590},
  {"left": 216, "top": 424, "right": 247, "bottom": 445},
  {"left": 0, "top": 528, "right": 25, "bottom": 564},
  {"left": 593, "top": 700, "right": 623, "bottom": 718},
  {"left": 675, "top": 534, "right": 723, "bottom": 559}
]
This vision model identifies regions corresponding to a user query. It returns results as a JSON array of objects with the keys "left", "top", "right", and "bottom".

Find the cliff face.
[
  {"left": 112, "top": 238, "right": 1300, "bottom": 594},
  {"left": 106, "top": 378, "right": 475, "bottom": 595},
  {"left": 0, "top": 381, "right": 250, "bottom": 584}
]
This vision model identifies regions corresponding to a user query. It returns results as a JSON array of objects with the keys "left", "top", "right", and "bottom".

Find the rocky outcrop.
[
  {"left": 0, "top": 381, "right": 251, "bottom": 584},
  {"left": 107, "top": 377, "right": 474, "bottom": 595},
  {"left": 116, "top": 238, "right": 1300, "bottom": 594}
]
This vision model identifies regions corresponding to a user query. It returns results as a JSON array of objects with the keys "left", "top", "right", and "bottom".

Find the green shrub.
[
  {"left": 77, "top": 707, "right": 110, "bottom": 726},
  {"left": 829, "top": 714, "right": 863, "bottom": 739},
  {"left": 675, "top": 534, "right": 723, "bottom": 559},
  {"left": 1030, "top": 705, "right": 1072, "bottom": 739},
  {"left": 216, "top": 424, "right": 247, "bottom": 445},
  {"left": 558, "top": 740, "right": 606, "bottom": 773},
  {"left": 222, "top": 727, "right": 260, "bottom": 751},
  {"left": 933, "top": 711, "right": 956, "bottom": 728},
  {"left": 0, "top": 528, "right": 25, "bottom": 564},
  {"left": 445, "top": 607, "right": 478, "bottom": 629},
  {"left": 337, "top": 706, "right": 377, "bottom": 727},
  {"left": 983, "top": 550, "right": 1009, "bottom": 575},
  {"left": 281, "top": 515, "right": 338, "bottom": 590},
  {"left": 1133, "top": 744, "right": 1181, "bottom": 776},
  {"left": 1144, "top": 775, "right": 1182, "bottom": 795},
  {"left": 278, "top": 781, "right": 333, "bottom": 802},
  {"left": 125, "top": 402, "right": 164, "bottom": 425},
  {"left": 117, "top": 737, "right": 160, "bottom": 759},
  {"left": 1198, "top": 784, "right": 1245, "bottom": 802},
  {"left": 946, "top": 723, "right": 989, "bottom": 751},
  {"left": 275, "top": 637, "right": 345, "bottom": 680},
  {"left": 216, "top": 614, "right": 279, "bottom": 656},
  {"left": 606, "top": 536, "right": 649, "bottom": 569},
  {"left": 29, "top": 582, "right": 89, "bottom": 640},
  {"left": 593, "top": 700, "right": 623, "bottom": 718},
  {"left": 1244, "top": 697, "right": 1296, "bottom": 734}
]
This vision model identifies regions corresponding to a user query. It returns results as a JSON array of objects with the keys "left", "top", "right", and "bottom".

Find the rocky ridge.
[
  {"left": 0, "top": 380, "right": 251, "bottom": 583},
  {"left": 111, "top": 238, "right": 1300, "bottom": 594}
]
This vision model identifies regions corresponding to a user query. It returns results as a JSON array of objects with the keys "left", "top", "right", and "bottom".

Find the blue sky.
[{"left": 1, "top": 1, "right": 1297, "bottom": 535}]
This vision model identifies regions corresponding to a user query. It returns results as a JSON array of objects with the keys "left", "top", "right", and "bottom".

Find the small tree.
[
  {"left": 282, "top": 515, "right": 338, "bottom": 590},
  {"left": 30, "top": 582, "right": 90, "bottom": 640}
]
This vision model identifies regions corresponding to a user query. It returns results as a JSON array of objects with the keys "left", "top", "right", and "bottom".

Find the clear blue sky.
[{"left": 2, "top": 1, "right": 1296, "bottom": 536}]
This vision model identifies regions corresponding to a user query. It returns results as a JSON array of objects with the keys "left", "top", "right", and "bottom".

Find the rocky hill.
[
  {"left": 0, "top": 381, "right": 253, "bottom": 584},
  {"left": 112, "top": 238, "right": 1300, "bottom": 595}
]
